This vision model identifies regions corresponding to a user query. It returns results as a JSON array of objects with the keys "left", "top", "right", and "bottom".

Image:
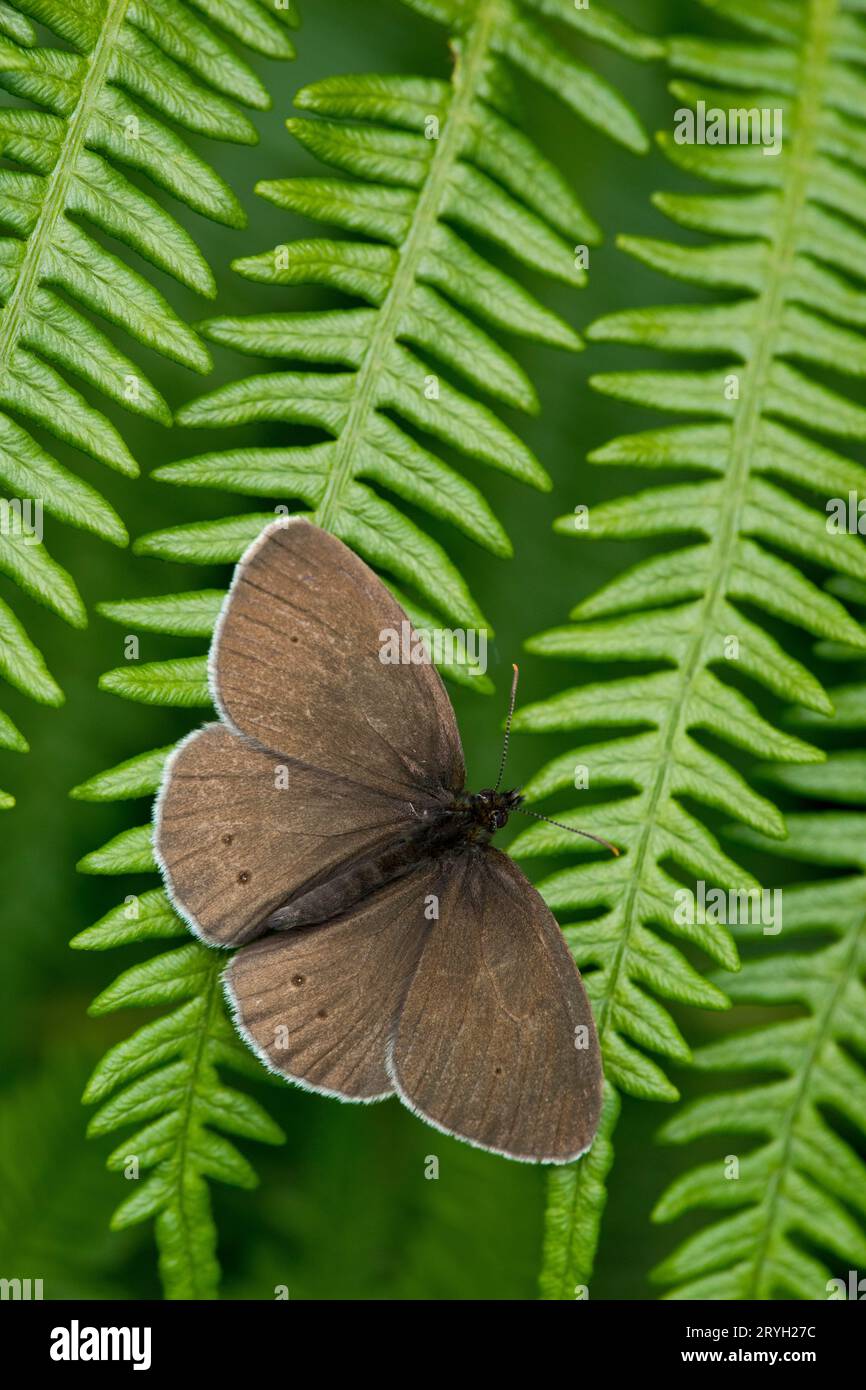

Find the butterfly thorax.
[{"left": 261, "top": 787, "right": 523, "bottom": 935}]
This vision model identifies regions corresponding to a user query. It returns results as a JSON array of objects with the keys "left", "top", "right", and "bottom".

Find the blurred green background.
[{"left": 0, "top": 0, "right": 836, "bottom": 1299}]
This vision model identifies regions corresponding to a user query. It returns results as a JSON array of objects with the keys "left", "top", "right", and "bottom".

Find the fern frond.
[
  {"left": 139, "top": 0, "right": 658, "bottom": 636},
  {"left": 654, "top": 644, "right": 866, "bottom": 1298},
  {"left": 0, "top": 0, "right": 296, "bottom": 803},
  {"left": 71, "top": 750, "right": 285, "bottom": 1300},
  {"left": 539, "top": 1082, "right": 619, "bottom": 1299},
  {"left": 513, "top": 0, "right": 866, "bottom": 1295},
  {"left": 74, "top": 5, "right": 656, "bottom": 1295},
  {"left": 398, "top": 0, "right": 660, "bottom": 152}
]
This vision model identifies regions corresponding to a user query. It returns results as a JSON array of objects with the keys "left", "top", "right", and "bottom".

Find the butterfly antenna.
[
  {"left": 494, "top": 664, "right": 520, "bottom": 793},
  {"left": 514, "top": 807, "right": 620, "bottom": 858}
]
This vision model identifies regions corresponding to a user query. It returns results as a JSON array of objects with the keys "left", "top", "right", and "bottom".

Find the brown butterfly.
[{"left": 155, "top": 518, "right": 608, "bottom": 1163}]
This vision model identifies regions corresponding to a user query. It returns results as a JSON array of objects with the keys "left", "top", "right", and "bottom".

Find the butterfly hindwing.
[
  {"left": 224, "top": 845, "right": 602, "bottom": 1159},
  {"left": 389, "top": 848, "right": 603, "bottom": 1163},
  {"left": 223, "top": 871, "right": 432, "bottom": 1101}
]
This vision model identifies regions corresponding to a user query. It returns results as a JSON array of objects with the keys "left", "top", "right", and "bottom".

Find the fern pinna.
[
  {"left": 0, "top": 0, "right": 298, "bottom": 806},
  {"left": 71, "top": 2, "right": 657, "bottom": 1298},
  {"left": 511, "top": 0, "right": 866, "bottom": 1297},
  {"left": 654, "top": 586, "right": 866, "bottom": 1298}
]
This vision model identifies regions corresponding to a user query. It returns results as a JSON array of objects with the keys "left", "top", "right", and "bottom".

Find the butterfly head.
[{"left": 469, "top": 787, "right": 524, "bottom": 836}]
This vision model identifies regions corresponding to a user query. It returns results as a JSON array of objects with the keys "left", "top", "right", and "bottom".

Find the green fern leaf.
[
  {"left": 0, "top": 2, "right": 34, "bottom": 45},
  {"left": 399, "top": 0, "right": 661, "bottom": 153},
  {"left": 144, "top": 0, "right": 657, "bottom": 635},
  {"left": 74, "top": 4, "right": 655, "bottom": 1296},
  {"left": 654, "top": 636, "right": 866, "bottom": 1298},
  {"left": 0, "top": 0, "right": 295, "bottom": 804},
  {"left": 539, "top": 1082, "right": 619, "bottom": 1300},
  {"left": 514, "top": 0, "right": 866, "bottom": 1296},
  {"left": 71, "top": 767, "right": 286, "bottom": 1299}
]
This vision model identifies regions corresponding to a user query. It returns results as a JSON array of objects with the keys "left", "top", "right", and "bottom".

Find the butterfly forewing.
[{"left": 212, "top": 519, "right": 464, "bottom": 796}]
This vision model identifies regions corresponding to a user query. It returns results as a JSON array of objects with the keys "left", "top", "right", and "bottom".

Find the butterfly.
[{"left": 155, "top": 518, "right": 608, "bottom": 1163}]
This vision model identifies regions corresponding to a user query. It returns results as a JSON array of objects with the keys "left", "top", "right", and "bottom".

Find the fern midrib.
[
  {"left": 550, "top": 1158, "right": 591, "bottom": 1299},
  {"left": 744, "top": 900, "right": 865, "bottom": 1298},
  {"left": 0, "top": 0, "right": 132, "bottom": 373},
  {"left": 314, "top": 0, "right": 502, "bottom": 530},
  {"left": 592, "top": 0, "right": 834, "bottom": 1045},
  {"left": 738, "top": 2, "right": 837, "bottom": 1291},
  {"left": 165, "top": 950, "right": 222, "bottom": 1297}
]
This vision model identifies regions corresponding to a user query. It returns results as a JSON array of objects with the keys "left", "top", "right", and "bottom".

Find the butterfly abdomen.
[
  {"left": 261, "top": 790, "right": 525, "bottom": 933},
  {"left": 263, "top": 805, "right": 467, "bottom": 932}
]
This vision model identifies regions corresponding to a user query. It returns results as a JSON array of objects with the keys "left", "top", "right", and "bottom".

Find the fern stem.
[
  {"left": 539, "top": 1083, "right": 619, "bottom": 1299},
  {"left": 315, "top": 0, "right": 501, "bottom": 529},
  {"left": 647, "top": 0, "right": 838, "bottom": 1298},
  {"left": 159, "top": 951, "right": 223, "bottom": 1300},
  {"left": 0, "top": 0, "right": 132, "bottom": 370},
  {"left": 596, "top": 0, "right": 833, "bottom": 1044},
  {"left": 537, "top": 0, "right": 853, "bottom": 1299},
  {"left": 735, "top": 0, "right": 839, "bottom": 1296}
]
